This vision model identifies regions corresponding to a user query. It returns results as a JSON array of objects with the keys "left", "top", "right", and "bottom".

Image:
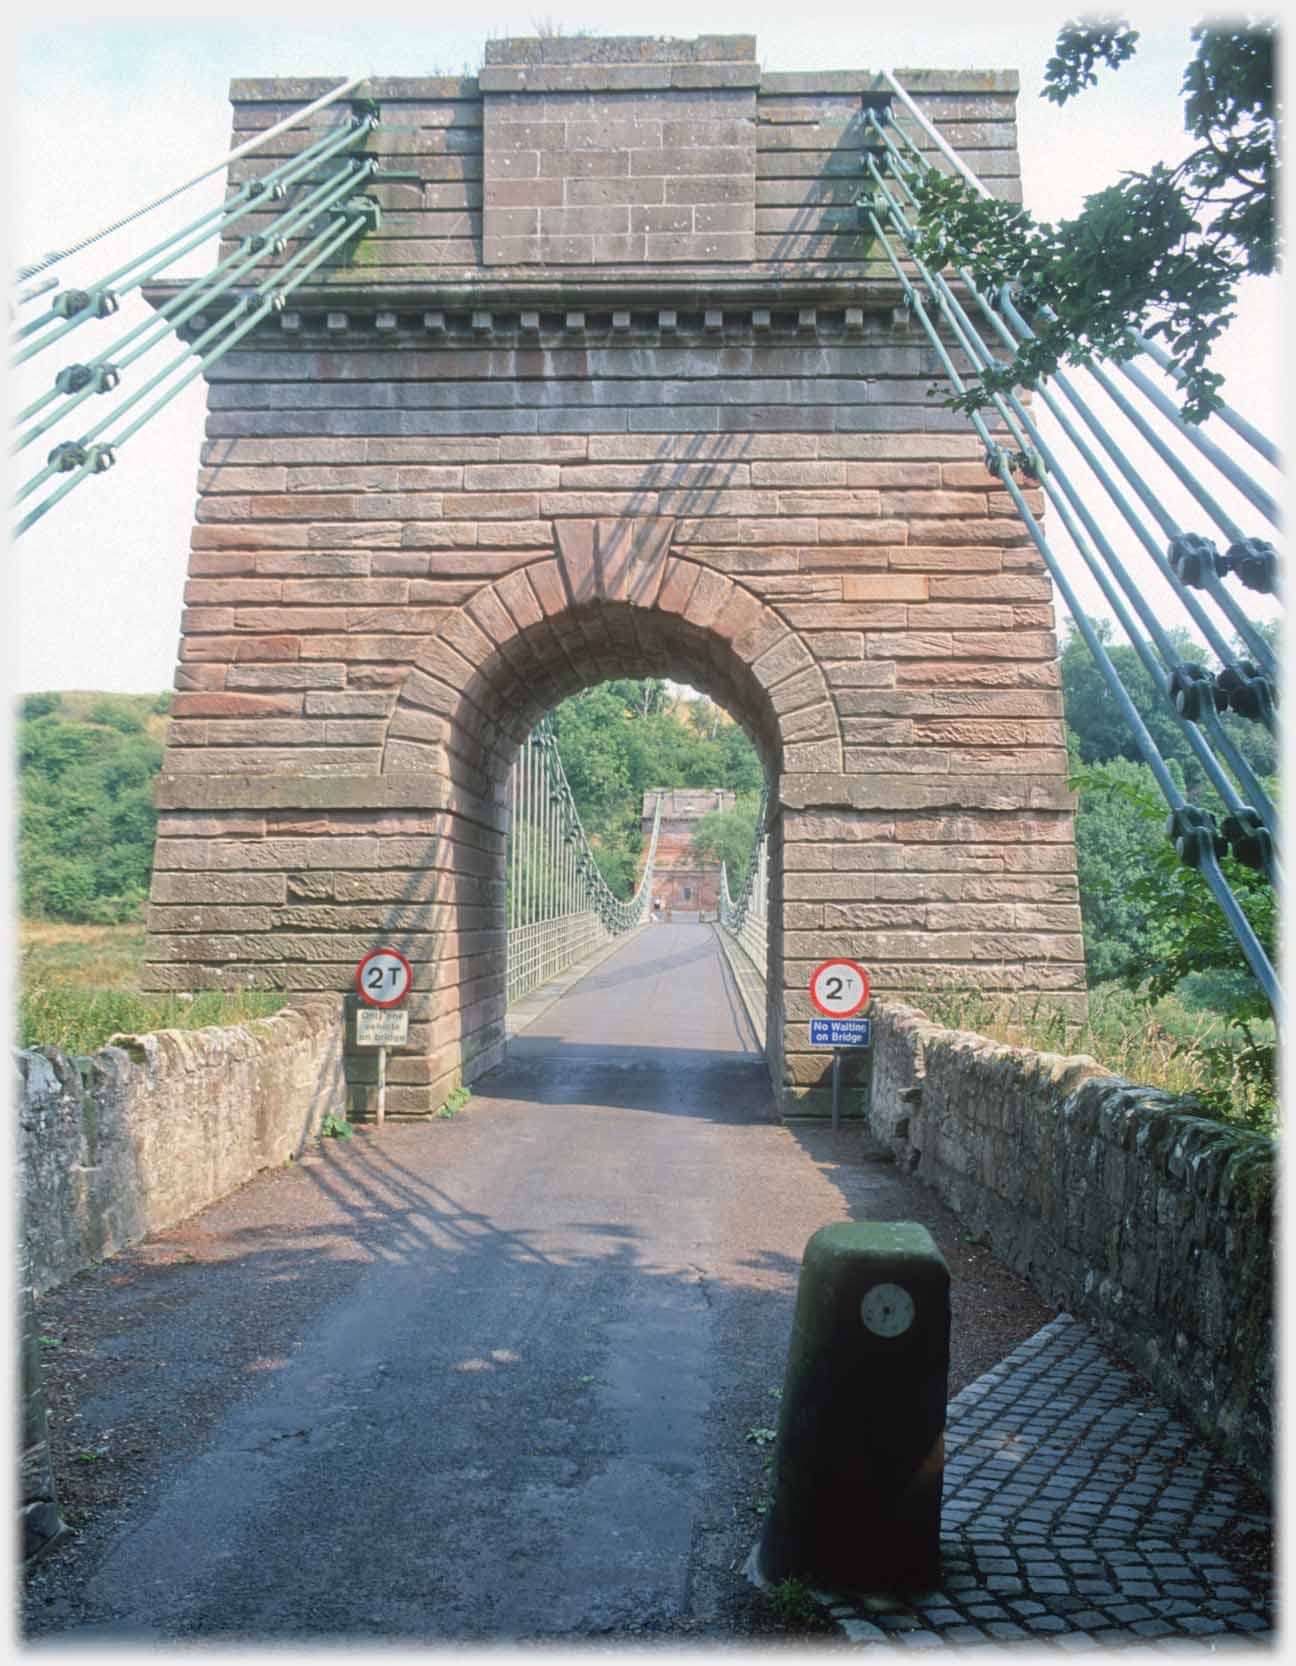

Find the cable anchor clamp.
[
  {"left": 1164, "top": 805, "right": 1226, "bottom": 869},
  {"left": 334, "top": 196, "right": 381, "bottom": 232},
  {"left": 55, "top": 286, "right": 117, "bottom": 319},
  {"left": 1220, "top": 808, "right": 1273, "bottom": 874},
  {"left": 46, "top": 439, "right": 115, "bottom": 473},
  {"left": 1213, "top": 661, "right": 1276, "bottom": 723},
  {"left": 54, "top": 362, "right": 120, "bottom": 395},
  {"left": 1166, "top": 532, "right": 1221, "bottom": 589},
  {"left": 1220, "top": 537, "right": 1278, "bottom": 596},
  {"left": 1167, "top": 662, "right": 1217, "bottom": 722},
  {"left": 47, "top": 440, "right": 87, "bottom": 471}
]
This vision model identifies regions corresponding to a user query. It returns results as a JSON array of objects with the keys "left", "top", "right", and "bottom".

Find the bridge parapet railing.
[
  {"left": 506, "top": 723, "right": 661, "bottom": 1007},
  {"left": 717, "top": 787, "right": 769, "bottom": 990}
]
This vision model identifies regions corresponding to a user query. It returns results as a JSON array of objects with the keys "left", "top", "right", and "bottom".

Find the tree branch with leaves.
[{"left": 908, "top": 17, "right": 1277, "bottom": 423}]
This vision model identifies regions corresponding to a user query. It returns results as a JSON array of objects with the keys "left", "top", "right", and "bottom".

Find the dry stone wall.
[
  {"left": 17, "top": 999, "right": 345, "bottom": 1296},
  {"left": 147, "top": 36, "right": 1083, "bottom": 1114},
  {"left": 869, "top": 1000, "right": 1275, "bottom": 1487}
]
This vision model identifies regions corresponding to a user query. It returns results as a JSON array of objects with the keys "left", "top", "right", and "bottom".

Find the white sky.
[{"left": 5, "top": 2, "right": 1286, "bottom": 694}]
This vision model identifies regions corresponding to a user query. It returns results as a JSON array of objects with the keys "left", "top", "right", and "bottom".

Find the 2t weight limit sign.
[
  {"left": 809, "top": 958, "right": 871, "bottom": 1019},
  {"left": 356, "top": 948, "right": 412, "bottom": 1008}
]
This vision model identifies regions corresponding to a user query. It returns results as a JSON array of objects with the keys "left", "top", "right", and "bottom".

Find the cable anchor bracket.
[
  {"left": 1165, "top": 805, "right": 1227, "bottom": 869},
  {"left": 1167, "top": 531, "right": 1221, "bottom": 588},
  {"left": 1167, "top": 662, "right": 1218, "bottom": 722}
]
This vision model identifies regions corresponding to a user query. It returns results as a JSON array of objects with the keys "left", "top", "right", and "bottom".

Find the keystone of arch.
[{"left": 383, "top": 518, "right": 844, "bottom": 778}]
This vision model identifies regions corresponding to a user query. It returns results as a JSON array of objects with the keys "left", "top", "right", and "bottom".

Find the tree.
[
  {"left": 691, "top": 794, "right": 762, "bottom": 883},
  {"left": 1061, "top": 616, "right": 1277, "bottom": 788},
  {"left": 18, "top": 703, "right": 163, "bottom": 921},
  {"left": 909, "top": 20, "right": 1277, "bottom": 422},
  {"left": 1069, "top": 755, "right": 1169, "bottom": 982},
  {"left": 1070, "top": 756, "right": 1276, "bottom": 1126},
  {"left": 88, "top": 695, "right": 146, "bottom": 734},
  {"left": 545, "top": 679, "right": 765, "bottom": 897}
]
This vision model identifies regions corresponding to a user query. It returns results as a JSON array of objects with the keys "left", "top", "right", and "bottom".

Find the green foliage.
[
  {"left": 87, "top": 696, "right": 146, "bottom": 734},
  {"left": 320, "top": 1111, "right": 353, "bottom": 1140},
  {"left": 925, "top": 981, "right": 1275, "bottom": 1133},
  {"left": 1058, "top": 608, "right": 1277, "bottom": 1126},
  {"left": 767, "top": 1578, "right": 817, "bottom": 1622},
  {"left": 1128, "top": 802, "right": 1276, "bottom": 1025},
  {"left": 1070, "top": 754, "right": 1165, "bottom": 983},
  {"left": 1067, "top": 762, "right": 1275, "bottom": 1128},
  {"left": 18, "top": 922, "right": 288, "bottom": 1055},
  {"left": 910, "top": 22, "right": 1277, "bottom": 423},
  {"left": 19, "top": 979, "right": 287, "bottom": 1055},
  {"left": 435, "top": 1085, "right": 471, "bottom": 1119},
  {"left": 1060, "top": 619, "right": 1276, "bottom": 788},
  {"left": 691, "top": 793, "right": 762, "bottom": 881},
  {"left": 17, "top": 693, "right": 165, "bottom": 922},
  {"left": 1042, "top": 19, "right": 1140, "bottom": 102},
  {"left": 548, "top": 680, "right": 764, "bottom": 897}
]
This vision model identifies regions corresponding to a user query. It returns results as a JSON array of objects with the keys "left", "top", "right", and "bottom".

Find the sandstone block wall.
[
  {"left": 145, "top": 37, "right": 1083, "bottom": 1114},
  {"left": 17, "top": 999, "right": 345, "bottom": 1295},
  {"left": 869, "top": 1000, "right": 1275, "bottom": 1486}
]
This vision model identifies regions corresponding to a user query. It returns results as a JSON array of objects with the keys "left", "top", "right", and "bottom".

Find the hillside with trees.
[
  {"left": 17, "top": 691, "right": 171, "bottom": 924},
  {"left": 14, "top": 683, "right": 765, "bottom": 925},
  {"left": 548, "top": 679, "right": 765, "bottom": 894},
  {"left": 15, "top": 654, "right": 1274, "bottom": 1022},
  {"left": 15, "top": 656, "right": 1275, "bottom": 1119}
]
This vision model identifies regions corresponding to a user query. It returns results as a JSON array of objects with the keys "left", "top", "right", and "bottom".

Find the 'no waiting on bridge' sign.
[{"left": 808, "top": 958, "right": 872, "bottom": 1049}]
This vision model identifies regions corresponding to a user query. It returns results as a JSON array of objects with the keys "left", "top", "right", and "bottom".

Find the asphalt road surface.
[{"left": 27, "top": 924, "right": 1051, "bottom": 1644}]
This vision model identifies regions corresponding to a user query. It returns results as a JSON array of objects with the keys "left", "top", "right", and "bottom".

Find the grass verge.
[
  {"left": 17, "top": 920, "right": 285, "bottom": 1054},
  {"left": 919, "top": 981, "right": 1275, "bottom": 1130}
]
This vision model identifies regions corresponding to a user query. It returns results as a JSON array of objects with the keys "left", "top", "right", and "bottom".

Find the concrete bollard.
[{"left": 754, "top": 1221, "right": 950, "bottom": 1593}]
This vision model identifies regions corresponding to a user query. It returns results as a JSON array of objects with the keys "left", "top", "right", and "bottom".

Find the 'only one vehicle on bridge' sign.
[
  {"left": 356, "top": 948, "right": 413, "bottom": 1009},
  {"left": 809, "top": 957, "right": 872, "bottom": 1049}
]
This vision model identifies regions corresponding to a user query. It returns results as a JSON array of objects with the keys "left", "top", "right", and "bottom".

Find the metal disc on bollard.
[{"left": 755, "top": 1220, "right": 950, "bottom": 1594}]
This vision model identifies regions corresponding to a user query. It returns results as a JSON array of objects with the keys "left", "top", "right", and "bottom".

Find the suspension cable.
[
  {"left": 862, "top": 85, "right": 1279, "bottom": 1013},
  {"left": 14, "top": 73, "right": 368, "bottom": 285}
]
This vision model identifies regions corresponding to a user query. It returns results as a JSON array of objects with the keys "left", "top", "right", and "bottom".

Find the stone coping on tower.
[{"left": 194, "top": 40, "right": 1022, "bottom": 295}]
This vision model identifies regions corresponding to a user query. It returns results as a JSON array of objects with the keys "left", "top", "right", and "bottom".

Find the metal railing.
[
  {"left": 717, "top": 788, "right": 770, "bottom": 984},
  {"left": 506, "top": 721, "right": 662, "bottom": 1006},
  {"left": 858, "top": 78, "right": 1280, "bottom": 1019}
]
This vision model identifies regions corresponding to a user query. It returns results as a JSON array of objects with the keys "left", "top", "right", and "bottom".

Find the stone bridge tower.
[
  {"left": 641, "top": 788, "right": 736, "bottom": 916},
  {"left": 145, "top": 35, "right": 1085, "bottom": 1115}
]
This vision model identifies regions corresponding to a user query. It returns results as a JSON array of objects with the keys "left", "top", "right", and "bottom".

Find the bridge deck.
[{"left": 24, "top": 928, "right": 1271, "bottom": 1643}]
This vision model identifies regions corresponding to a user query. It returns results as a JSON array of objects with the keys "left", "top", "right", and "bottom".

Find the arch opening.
[{"left": 381, "top": 552, "right": 827, "bottom": 1108}]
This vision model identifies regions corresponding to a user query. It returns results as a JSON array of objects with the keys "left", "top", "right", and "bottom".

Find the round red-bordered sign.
[
  {"left": 809, "top": 958, "right": 871, "bottom": 1019},
  {"left": 356, "top": 947, "right": 413, "bottom": 1008}
]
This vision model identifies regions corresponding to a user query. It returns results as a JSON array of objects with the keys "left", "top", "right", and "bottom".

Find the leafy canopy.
[
  {"left": 690, "top": 794, "right": 762, "bottom": 882},
  {"left": 909, "top": 19, "right": 1277, "bottom": 422},
  {"left": 17, "top": 694, "right": 164, "bottom": 924},
  {"left": 549, "top": 680, "right": 764, "bottom": 896}
]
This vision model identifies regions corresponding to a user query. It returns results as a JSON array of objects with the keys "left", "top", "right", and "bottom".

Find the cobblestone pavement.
[{"left": 819, "top": 1315, "right": 1275, "bottom": 1649}]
